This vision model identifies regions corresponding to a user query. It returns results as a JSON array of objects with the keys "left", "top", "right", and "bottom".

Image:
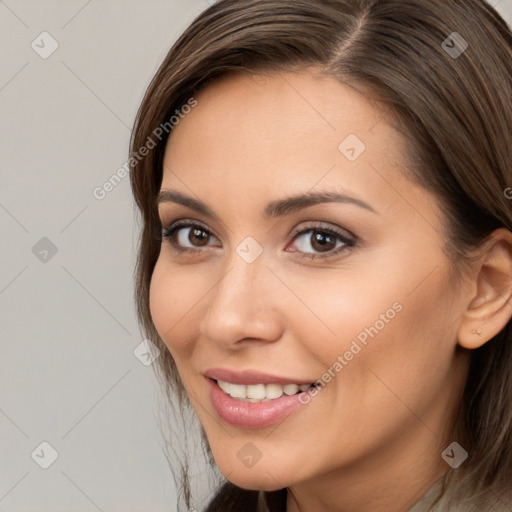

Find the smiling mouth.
[{"left": 215, "top": 379, "right": 315, "bottom": 403}]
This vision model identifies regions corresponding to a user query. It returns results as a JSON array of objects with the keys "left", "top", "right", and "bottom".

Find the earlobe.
[{"left": 457, "top": 228, "right": 512, "bottom": 350}]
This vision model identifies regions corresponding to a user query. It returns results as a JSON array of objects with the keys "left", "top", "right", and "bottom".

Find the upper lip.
[{"left": 204, "top": 367, "right": 314, "bottom": 386}]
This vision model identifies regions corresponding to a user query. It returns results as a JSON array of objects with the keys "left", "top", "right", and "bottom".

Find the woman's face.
[{"left": 149, "top": 70, "right": 471, "bottom": 493}]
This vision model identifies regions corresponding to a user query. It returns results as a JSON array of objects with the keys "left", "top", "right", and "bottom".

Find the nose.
[{"left": 199, "top": 253, "right": 284, "bottom": 349}]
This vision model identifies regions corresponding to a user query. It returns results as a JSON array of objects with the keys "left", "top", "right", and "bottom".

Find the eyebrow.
[{"left": 156, "top": 188, "right": 377, "bottom": 218}]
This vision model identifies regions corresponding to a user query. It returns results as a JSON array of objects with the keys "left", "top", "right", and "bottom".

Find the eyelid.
[
  {"left": 288, "top": 221, "right": 355, "bottom": 242},
  {"left": 285, "top": 222, "right": 356, "bottom": 259},
  {"left": 161, "top": 218, "right": 219, "bottom": 239}
]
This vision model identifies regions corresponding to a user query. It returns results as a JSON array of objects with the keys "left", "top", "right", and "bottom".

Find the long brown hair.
[{"left": 129, "top": 1, "right": 512, "bottom": 510}]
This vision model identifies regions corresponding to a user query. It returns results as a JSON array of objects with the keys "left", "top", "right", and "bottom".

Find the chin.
[
  {"left": 226, "top": 474, "right": 287, "bottom": 492},
  {"left": 215, "top": 460, "right": 293, "bottom": 491}
]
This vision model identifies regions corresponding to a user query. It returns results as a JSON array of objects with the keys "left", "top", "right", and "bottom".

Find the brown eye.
[
  {"left": 310, "top": 231, "right": 337, "bottom": 252},
  {"left": 161, "top": 222, "right": 221, "bottom": 251},
  {"left": 288, "top": 225, "right": 355, "bottom": 259},
  {"left": 188, "top": 227, "right": 210, "bottom": 246}
]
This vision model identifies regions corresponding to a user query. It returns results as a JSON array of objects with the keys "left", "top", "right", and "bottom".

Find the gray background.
[{"left": 1, "top": 1, "right": 511, "bottom": 511}]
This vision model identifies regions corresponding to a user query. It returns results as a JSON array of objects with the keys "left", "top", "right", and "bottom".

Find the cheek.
[
  {"left": 277, "top": 259, "right": 409, "bottom": 367},
  {"left": 288, "top": 253, "right": 458, "bottom": 412},
  {"left": 148, "top": 257, "right": 203, "bottom": 356},
  {"left": 332, "top": 265, "right": 459, "bottom": 423}
]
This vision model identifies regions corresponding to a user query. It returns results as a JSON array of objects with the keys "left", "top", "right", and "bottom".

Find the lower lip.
[{"left": 207, "top": 378, "right": 308, "bottom": 429}]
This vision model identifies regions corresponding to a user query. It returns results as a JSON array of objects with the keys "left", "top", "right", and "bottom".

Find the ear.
[{"left": 458, "top": 228, "right": 512, "bottom": 349}]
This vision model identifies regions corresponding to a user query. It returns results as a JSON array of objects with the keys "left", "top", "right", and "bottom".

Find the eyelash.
[{"left": 160, "top": 220, "right": 356, "bottom": 260}]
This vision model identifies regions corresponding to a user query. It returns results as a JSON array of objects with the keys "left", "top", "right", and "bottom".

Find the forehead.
[
  {"left": 161, "top": 70, "right": 433, "bottom": 225},
  {"left": 165, "top": 69, "right": 396, "bottom": 162}
]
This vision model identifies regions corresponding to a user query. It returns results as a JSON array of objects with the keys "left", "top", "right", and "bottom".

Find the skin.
[{"left": 149, "top": 70, "right": 512, "bottom": 512}]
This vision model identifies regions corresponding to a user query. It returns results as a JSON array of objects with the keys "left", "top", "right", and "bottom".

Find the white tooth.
[
  {"left": 266, "top": 384, "right": 284, "bottom": 399},
  {"left": 283, "top": 384, "right": 299, "bottom": 396},
  {"left": 217, "top": 380, "right": 231, "bottom": 393},
  {"left": 229, "top": 383, "right": 246, "bottom": 399},
  {"left": 218, "top": 379, "right": 309, "bottom": 400},
  {"left": 246, "top": 384, "right": 266, "bottom": 400}
]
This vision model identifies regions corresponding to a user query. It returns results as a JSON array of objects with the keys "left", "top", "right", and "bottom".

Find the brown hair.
[{"left": 129, "top": 0, "right": 512, "bottom": 510}]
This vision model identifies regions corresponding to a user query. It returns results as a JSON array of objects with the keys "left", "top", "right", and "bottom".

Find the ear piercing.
[{"left": 471, "top": 328, "right": 482, "bottom": 336}]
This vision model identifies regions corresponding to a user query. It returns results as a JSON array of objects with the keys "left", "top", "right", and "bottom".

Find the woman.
[{"left": 129, "top": 0, "right": 512, "bottom": 510}]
